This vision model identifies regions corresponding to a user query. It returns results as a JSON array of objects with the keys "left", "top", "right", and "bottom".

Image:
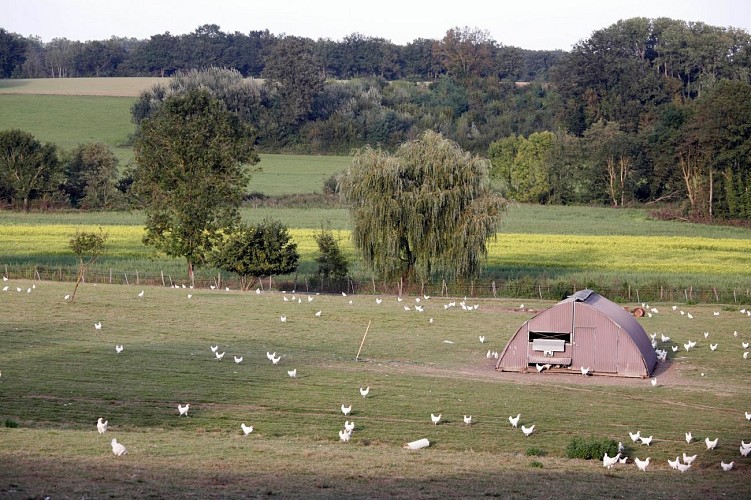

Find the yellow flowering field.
[
  {"left": 3, "top": 225, "right": 749, "bottom": 280},
  {"left": 487, "top": 233, "right": 751, "bottom": 276}
]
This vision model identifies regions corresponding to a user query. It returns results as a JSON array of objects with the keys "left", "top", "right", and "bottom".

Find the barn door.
[
  {"left": 573, "top": 326, "right": 618, "bottom": 374},
  {"left": 572, "top": 327, "right": 596, "bottom": 371}
]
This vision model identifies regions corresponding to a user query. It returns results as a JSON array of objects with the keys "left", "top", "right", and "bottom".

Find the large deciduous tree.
[
  {"left": 132, "top": 89, "right": 258, "bottom": 284},
  {"left": 339, "top": 130, "right": 505, "bottom": 285},
  {"left": 683, "top": 79, "right": 751, "bottom": 219},
  {"left": 488, "top": 132, "right": 555, "bottom": 203},
  {"left": 262, "top": 36, "right": 325, "bottom": 132},
  {"left": 0, "top": 129, "right": 62, "bottom": 211},
  {"left": 131, "top": 67, "right": 264, "bottom": 127},
  {"left": 0, "top": 28, "right": 27, "bottom": 77},
  {"left": 434, "top": 26, "right": 495, "bottom": 79}
]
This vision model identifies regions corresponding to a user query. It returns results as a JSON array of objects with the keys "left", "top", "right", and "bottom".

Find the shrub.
[
  {"left": 565, "top": 436, "right": 618, "bottom": 460},
  {"left": 529, "top": 460, "right": 544, "bottom": 468},
  {"left": 314, "top": 226, "right": 348, "bottom": 281},
  {"left": 4, "top": 418, "right": 19, "bottom": 428},
  {"left": 525, "top": 447, "right": 547, "bottom": 457},
  {"left": 322, "top": 173, "right": 339, "bottom": 195}
]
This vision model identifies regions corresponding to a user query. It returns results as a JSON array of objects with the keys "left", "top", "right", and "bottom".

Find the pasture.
[
  {"left": 0, "top": 90, "right": 351, "bottom": 192},
  {"left": 1, "top": 279, "right": 750, "bottom": 498}
]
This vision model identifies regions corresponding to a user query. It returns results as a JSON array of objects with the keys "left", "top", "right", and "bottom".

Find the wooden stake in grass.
[{"left": 355, "top": 320, "right": 372, "bottom": 361}]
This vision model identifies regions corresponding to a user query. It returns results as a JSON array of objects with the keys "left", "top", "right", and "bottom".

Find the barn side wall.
[{"left": 495, "top": 321, "right": 529, "bottom": 371}]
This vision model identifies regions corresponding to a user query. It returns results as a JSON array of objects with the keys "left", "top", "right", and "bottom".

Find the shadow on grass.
[{"left": 0, "top": 455, "right": 745, "bottom": 499}]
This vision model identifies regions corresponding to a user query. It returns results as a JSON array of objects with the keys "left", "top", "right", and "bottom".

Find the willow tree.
[{"left": 339, "top": 130, "right": 506, "bottom": 285}]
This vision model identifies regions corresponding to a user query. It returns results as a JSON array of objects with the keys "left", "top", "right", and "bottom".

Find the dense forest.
[{"left": 1, "top": 18, "right": 751, "bottom": 220}]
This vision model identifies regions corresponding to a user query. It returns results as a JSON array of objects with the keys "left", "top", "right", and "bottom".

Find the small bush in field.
[{"left": 565, "top": 436, "right": 618, "bottom": 460}]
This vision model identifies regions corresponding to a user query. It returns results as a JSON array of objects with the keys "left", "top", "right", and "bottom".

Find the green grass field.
[
  {"left": 0, "top": 280, "right": 749, "bottom": 497},
  {"left": 0, "top": 91, "right": 352, "bottom": 190}
]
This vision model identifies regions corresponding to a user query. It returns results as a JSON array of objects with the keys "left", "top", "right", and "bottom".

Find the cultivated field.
[
  {"left": 0, "top": 77, "right": 167, "bottom": 97},
  {"left": 0, "top": 280, "right": 750, "bottom": 498},
  {"left": 2, "top": 205, "right": 751, "bottom": 301}
]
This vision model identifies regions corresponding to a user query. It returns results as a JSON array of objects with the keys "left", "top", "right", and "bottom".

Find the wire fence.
[{"left": 5, "top": 263, "right": 751, "bottom": 305}]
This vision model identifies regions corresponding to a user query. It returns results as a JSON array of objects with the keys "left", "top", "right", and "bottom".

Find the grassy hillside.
[
  {"left": 0, "top": 94, "right": 135, "bottom": 162},
  {"left": 0, "top": 91, "right": 350, "bottom": 194}
]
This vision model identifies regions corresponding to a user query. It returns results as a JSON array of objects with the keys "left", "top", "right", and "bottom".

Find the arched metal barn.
[{"left": 495, "top": 289, "right": 657, "bottom": 378}]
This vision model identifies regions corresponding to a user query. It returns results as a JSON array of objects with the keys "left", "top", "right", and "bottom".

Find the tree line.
[
  {"left": 0, "top": 24, "right": 559, "bottom": 81},
  {"left": 2, "top": 17, "right": 751, "bottom": 221}
]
